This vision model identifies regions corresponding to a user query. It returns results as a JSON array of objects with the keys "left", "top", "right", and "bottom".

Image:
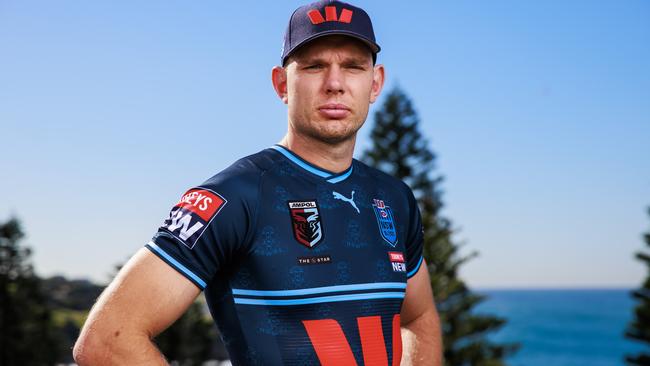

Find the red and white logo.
[
  {"left": 288, "top": 200, "right": 323, "bottom": 248},
  {"left": 307, "top": 6, "right": 353, "bottom": 25},
  {"left": 388, "top": 252, "right": 404, "bottom": 263},
  {"left": 388, "top": 251, "right": 406, "bottom": 273},
  {"left": 162, "top": 188, "right": 226, "bottom": 249},
  {"left": 176, "top": 189, "right": 225, "bottom": 220}
]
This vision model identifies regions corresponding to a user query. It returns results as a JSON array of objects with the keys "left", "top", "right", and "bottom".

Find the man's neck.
[{"left": 279, "top": 132, "right": 356, "bottom": 174}]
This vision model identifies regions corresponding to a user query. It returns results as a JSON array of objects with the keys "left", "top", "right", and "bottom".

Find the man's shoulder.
[
  {"left": 353, "top": 159, "right": 413, "bottom": 195},
  {"left": 198, "top": 147, "right": 281, "bottom": 194}
]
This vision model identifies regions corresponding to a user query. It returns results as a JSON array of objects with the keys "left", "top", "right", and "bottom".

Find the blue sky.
[{"left": 1, "top": 0, "right": 648, "bottom": 288}]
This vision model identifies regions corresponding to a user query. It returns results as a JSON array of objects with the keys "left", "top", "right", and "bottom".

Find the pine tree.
[
  {"left": 362, "top": 86, "right": 519, "bottom": 365},
  {"left": 0, "top": 217, "right": 63, "bottom": 365},
  {"left": 625, "top": 207, "right": 650, "bottom": 365}
]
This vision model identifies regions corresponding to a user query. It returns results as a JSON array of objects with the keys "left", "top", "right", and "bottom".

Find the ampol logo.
[{"left": 288, "top": 200, "right": 323, "bottom": 248}]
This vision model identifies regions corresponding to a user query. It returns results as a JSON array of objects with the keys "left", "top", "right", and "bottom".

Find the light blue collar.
[{"left": 271, "top": 145, "right": 353, "bottom": 184}]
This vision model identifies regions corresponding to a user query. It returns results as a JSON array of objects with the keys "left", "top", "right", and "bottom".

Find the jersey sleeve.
[
  {"left": 145, "top": 160, "right": 260, "bottom": 290},
  {"left": 404, "top": 188, "right": 424, "bottom": 279}
]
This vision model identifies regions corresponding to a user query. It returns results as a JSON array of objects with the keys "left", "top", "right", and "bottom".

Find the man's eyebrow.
[
  {"left": 297, "top": 56, "right": 371, "bottom": 65},
  {"left": 342, "top": 57, "right": 371, "bottom": 65},
  {"left": 296, "top": 56, "right": 326, "bottom": 64}
]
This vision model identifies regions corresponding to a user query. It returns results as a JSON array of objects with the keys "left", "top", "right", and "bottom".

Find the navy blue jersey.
[{"left": 146, "top": 145, "right": 424, "bottom": 366}]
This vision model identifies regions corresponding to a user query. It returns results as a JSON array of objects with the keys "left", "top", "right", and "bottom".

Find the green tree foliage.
[
  {"left": 626, "top": 207, "right": 650, "bottom": 365},
  {"left": 362, "top": 87, "right": 519, "bottom": 365},
  {"left": 0, "top": 217, "right": 63, "bottom": 365},
  {"left": 43, "top": 275, "right": 103, "bottom": 311},
  {"left": 42, "top": 276, "right": 104, "bottom": 363},
  {"left": 154, "top": 300, "right": 221, "bottom": 365},
  {"left": 0, "top": 218, "right": 221, "bottom": 365}
]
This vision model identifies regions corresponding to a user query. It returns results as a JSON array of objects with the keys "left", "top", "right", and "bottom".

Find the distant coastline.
[
  {"left": 471, "top": 287, "right": 642, "bottom": 366},
  {"left": 473, "top": 286, "right": 636, "bottom": 291}
]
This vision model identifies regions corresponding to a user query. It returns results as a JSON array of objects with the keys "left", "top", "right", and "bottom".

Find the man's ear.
[
  {"left": 369, "top": 64, "right": 385, "bottom": 104},
  {"left": 272, "top": 66, "right": 289, "bottom": 104}
]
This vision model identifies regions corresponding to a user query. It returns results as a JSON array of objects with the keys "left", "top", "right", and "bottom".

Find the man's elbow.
[
  {"left": 401, "top": 306, "right": 441, "bottom": 339},
  {"left": 73, "top": 322, "right": 125, "bottom": 365},
  {"left": 73, "top": 329, "right": 105, "bottom": 365},
  {"left": 74, "top": 323, "right": 159, "bottom": 364}
]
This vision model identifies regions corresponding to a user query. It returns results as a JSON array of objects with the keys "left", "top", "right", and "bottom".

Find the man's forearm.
[
  {"left": 74, "top": 326, "right": 168, "bottom": 365},
  {"left": 401, "top": 308, "right": 443, "bottom": 366}
]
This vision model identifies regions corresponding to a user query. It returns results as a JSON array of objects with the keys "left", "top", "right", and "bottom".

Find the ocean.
[{"left": 473, "top": 288, "right": 646, "bottom": 366}]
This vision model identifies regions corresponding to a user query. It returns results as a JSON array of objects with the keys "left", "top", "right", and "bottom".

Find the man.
[{"left": 74, "top": 1, "right": 442, "bottom": 365}]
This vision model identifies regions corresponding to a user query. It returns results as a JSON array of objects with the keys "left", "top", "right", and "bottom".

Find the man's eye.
[
  {"left": 305, "top": 64, "right": 323, "bottom": 69},
  {"left": 346, "top": 65, "right": 365, "bottom": 70}
]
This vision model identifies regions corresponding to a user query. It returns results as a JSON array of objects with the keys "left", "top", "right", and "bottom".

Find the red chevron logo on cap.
[{"left": 308, "top": 6, "right": 353, "bottom": 25}]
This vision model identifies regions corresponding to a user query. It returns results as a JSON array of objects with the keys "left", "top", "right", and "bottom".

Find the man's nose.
[{"left": 324, "top": 66, "right": 344, "bottom": 94}]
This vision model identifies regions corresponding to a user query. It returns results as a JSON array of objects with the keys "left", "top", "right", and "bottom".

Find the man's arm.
[
  {"left": 400, "top": 258, "right": 443, "bottom": 366},
  {"left": 73, "top": 248, "right": 201, "bottom": 365}
]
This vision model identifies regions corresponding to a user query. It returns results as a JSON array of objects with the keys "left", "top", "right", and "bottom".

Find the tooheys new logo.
[
  {"left": 388, "top": 251, "right": 406, "bottom": 273},
  {"left": 162, "top": 188, "right": 226, "bottom": 249}
]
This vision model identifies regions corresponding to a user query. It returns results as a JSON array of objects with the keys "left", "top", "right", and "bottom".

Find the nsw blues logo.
[
  {"left": 372, "top": 198, "right": 398, "bottom": 246},
  {"left": 288, "top": 200, "right": 323, "bottom": 248}
]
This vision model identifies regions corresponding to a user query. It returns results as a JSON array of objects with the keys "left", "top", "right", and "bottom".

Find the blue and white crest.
[{"left": 372, "top": 198, "right": 398, "bottom": 246}]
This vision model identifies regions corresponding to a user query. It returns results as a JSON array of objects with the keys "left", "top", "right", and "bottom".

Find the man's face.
[{"left": 274, "top": 35, "right": 385, "bottom": 145}]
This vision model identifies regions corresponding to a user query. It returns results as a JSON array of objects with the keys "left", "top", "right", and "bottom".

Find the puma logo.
[{"left": 332, "top": 190, "right": 360, "bottom": 214}]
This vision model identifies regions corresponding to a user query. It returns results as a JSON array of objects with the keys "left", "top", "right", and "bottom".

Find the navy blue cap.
[{"left": 281, "top": 0, "right": 380, "bottom": 66}]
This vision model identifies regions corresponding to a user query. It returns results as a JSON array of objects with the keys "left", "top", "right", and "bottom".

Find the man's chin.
[
  {"left": 319, "top": 134, "right": 355, "bottom": 145},
  {"left": 306, "top": 127, "right": 358, "bottom": 145},
  {"left": 291, "top": 117, "right": 364, "bottom": 145}
]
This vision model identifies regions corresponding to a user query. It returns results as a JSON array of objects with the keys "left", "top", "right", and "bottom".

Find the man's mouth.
[{"left": 318, "top": 103, "right": 351, "bottom": 120}]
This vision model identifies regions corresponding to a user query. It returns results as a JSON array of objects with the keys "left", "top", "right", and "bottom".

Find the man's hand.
[
  {"left": 73, "top": 248, "right": 201, "bottom": 365},
  {"left": 400, "top": 259, "right": 443, "bottom": 365}
]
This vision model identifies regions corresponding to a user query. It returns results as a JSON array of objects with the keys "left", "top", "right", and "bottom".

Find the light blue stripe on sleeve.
[
  {"left": 234, "top": 291, "right": 406, "bottom": 306},
  {"left": 147, "top": 241, "right": 207, "bottom": 289},
  {"left": 407, "top": 255, "right": 424, "bottom": 278},
  {"left": 232, "top": 281, "right": 406, "bottom": 297}
]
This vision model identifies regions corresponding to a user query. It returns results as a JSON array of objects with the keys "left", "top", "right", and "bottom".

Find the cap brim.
[{"left": 283, "top": 30, "right": 380, "bottom": 65}]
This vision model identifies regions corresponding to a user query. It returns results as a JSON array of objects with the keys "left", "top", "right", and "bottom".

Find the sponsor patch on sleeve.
[
  {"left": 388, "top": 251, "right": 406, "bottom": 273},
  {"left": 161, "top": 188, "right": 227, "bottom": 249}
]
